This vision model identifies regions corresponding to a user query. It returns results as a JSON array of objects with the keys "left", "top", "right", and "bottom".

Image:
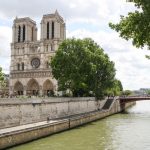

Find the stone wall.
[
  {"left": 0, "top": 99, "right": 135, "bottom": 149},
  {"left": 0, "top": 97, "right": 107, "bottom": 129}
]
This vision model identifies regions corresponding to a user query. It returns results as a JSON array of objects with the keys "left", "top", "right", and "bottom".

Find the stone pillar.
[
  {"left": 56, "top": 22, "right": 60, "bottom": 38},
  {"left": 12, "top": 25, "right": 16, "bottom": 43},
  {"left": 25, "top": 24, "right": 28, "bottom": 42},
  {"left": 41, "top": 22, "right": 43, "bottom": 40},
  {"left": 43, "top": 22, "right": 46, "bottom": 40},
  {"left": 20, "top": 25, "right": 23, "bottom": 42},
  {"left": 63, "top": 24, "right": 66, "bottom": 40},
  {"left": 41, "top": 21, "right": 44, "bottom": 40},
  {"left": 49, "top": 21, "right": 52, "bottom": 39},
  {"left": 15, "top": 26, "right": 18, "bottom": 42},
  {"left": 9, "top": 86, "right": 13, "bottom": 96},
  {"left": 54, "top": 41, "right": 58, "bottom": 51},
  {"left": 23, "top": 86, "right": 27, "bottom": 96},
  {"left": 40, "top": 54, "right": 44, "bottom": 69},
  {"left": 54, "top": 21, "right": 57, "bottom": 39},
  {"left": 34, "top": 27, "right": 37, "bottom": 41},
  {"left": 40, "top": 43, "right": 44, "bottom": 53},
  {"left": 39, "top": 86, "right": 43, "bottom": 96}
]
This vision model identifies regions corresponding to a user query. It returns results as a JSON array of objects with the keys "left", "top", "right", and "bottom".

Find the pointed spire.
[{"left": 55, "top": 9, "right": 59, "bottom": 16}]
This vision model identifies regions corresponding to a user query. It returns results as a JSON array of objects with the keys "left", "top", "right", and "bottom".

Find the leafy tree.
[
  {"left": 0, "top": 66, "right": 4, "bottom": 87},
  {"left": 51, "top": 38, "right": 116, "bottom": 99},
  {"left": 106, "top": 79, "right": 123, "bottom": 96},
  {"left": 114, "top": 79, "right": 123, "bottom": 96},
  {"left": 122, "top": 90, "right": 132, "bottom": 96},
  {"left": 146, "top": 90, "right": 150, "bottom": 95},
  {"left": 118, "top": 80, "right": 123, "bottom": 91},
  {"left": 109, "top": 0, "right": 150, "bottom": 49}
]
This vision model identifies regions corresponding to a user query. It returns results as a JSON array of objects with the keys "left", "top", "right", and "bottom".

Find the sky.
[{"left": 0, "top": 0, "right": 150, "bottom": 90}]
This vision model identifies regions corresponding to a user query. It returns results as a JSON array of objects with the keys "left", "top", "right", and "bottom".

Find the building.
[{"left": 9, "top": 11, "right": 66, "bottom": 96}]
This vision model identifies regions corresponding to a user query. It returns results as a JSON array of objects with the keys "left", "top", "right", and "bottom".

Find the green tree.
[
  {"left": 51, "top": 38, "right": 116, "bottom": 99},
  {"left": 106, "top": 79, "right": 123, "bottom": 96},
  {"left": 122, "top": 90, "right": 132, "bottom": 96},
  {"left": 117, "top": 79, "right": 123, "bottom": 92},
  {"left": 146, "top": 90, "right": 150, "bottom": 95},
  {"left": 0, "top": 66, "right": 4, "bottom": 87},
  {"left": 109, "top": 0, "right": 150, "bottom": 49}
]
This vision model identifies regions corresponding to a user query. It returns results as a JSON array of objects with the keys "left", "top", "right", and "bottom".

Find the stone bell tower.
[
  {"left": 12, "top": 17, "right": 37, "bottom": 44},
  {"left": 9, "top": 11, "right": 66, "bottom": 96},
  {"left": 40, "top": 10, "right": 66, "bottom": 51}
]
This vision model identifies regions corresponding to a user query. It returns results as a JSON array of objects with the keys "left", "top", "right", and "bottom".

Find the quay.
[{"left": 0, "top": 97, "right": 135, "bottom": 149}]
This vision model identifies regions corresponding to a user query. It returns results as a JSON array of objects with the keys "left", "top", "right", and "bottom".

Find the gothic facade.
[{"left": 9, "top": 11, "right": 66, "bottom": 96}]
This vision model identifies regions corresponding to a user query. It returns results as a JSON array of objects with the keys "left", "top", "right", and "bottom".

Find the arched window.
[
  {"left": 17, "top": 63, "right": 20, "bottom": 71},
  {"left": 52, "top": 21, "right": 54, "bottom": 39},
  {"left": 47, "top": 22, "right": 49, "bottom": 39},
  {"left": 18, "top": 26, "right": 21, "bottom": 42},
  {"left": 23, "top": 25, "right": 25, "bottom": 42},
  {"left": 22, "top": 62, "right": 24, "bottom": 71}
]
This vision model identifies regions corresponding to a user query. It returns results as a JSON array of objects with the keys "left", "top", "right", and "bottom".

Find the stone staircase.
[{"left": 102, "top": 98, "right": 114, "bottom": 110}]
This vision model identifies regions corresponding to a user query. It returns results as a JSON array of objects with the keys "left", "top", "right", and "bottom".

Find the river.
[{"left": 8, "top": 101, "right": 150, "bottom": 150}]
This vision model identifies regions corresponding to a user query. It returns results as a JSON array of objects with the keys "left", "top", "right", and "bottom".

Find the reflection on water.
[{"left": 9, "top": 101, "right": 150, "bottom": 150}]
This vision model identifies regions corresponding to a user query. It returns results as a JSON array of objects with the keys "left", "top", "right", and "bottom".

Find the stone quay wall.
[
  {"left": 0, "top": 97, "right": 107, "bottom": 129},
  {"left": 0, "top": 99, "right": 135, "bottom": 150}
]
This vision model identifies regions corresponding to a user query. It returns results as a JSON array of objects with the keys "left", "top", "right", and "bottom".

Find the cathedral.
[{"left": 9, "top": 11, "right": 66, "bottom": 96}]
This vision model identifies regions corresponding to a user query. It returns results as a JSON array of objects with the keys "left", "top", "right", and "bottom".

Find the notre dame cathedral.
[{"left": 9, "top": 11, "right": 66, "bottom": 96}]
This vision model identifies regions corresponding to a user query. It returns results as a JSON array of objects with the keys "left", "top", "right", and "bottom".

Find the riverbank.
[{"left": 0, "top": 98, "right": 135, "bottom": 149}]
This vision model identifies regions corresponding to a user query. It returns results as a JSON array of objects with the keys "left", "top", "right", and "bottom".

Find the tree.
[
  {"left": 106, "top": 79, "right": 123, "bottom": 96},
  {"left": 146, "top": 90, "right": 150, "bottom": 95},
  {"left": 0, "top": 66, "right": 4, "bottom": 87},
  {"left": 122, "top": 90, "right": 132, "bottom": 96},
  {"left": 109, "top": 0, "right": 150, "bottom": 49},
  {"left": 51, "top": 38, "right": 116, "bottom": 99}
]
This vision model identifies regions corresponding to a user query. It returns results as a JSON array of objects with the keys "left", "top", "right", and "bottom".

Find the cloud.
[
  {"left": 0, "top": 0, "right": 136, "bottom": 21},
  {"left": 0, "top": 0, "right": 149, "bottom": 90},
  {"left": 0, "top": 26, "right": 11, "bottom": 73},
  {"left": 67, "top": 27, "right": 150, "bottom": 90}
]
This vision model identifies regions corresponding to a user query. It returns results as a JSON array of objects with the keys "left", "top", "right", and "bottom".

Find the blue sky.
[{"left": 0, "top": 0, "right": 150, "bottom": 90}]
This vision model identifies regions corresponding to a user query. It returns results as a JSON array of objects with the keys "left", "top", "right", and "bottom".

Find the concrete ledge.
[{"left": 0, "top": 120, "right": 69, "bottom": 150}]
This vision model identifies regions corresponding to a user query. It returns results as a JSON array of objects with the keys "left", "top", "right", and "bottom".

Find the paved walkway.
[
  {"left": 0, "top": 110, "right": 108, "bottom": 137},
  {"left": 0, "top": 120, "right": 60, "bottom": 136}
]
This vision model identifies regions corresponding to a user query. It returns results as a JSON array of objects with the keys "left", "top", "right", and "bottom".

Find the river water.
[{"left": 9, "top": 101, "right": 150, "bottom": 150}]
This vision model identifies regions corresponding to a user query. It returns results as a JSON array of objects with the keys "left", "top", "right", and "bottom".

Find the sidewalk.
[{"left": 0, "top": 120, "right": 59, "bottom": 136}]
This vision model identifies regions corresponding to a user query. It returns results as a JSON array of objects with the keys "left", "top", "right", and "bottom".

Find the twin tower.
[{"left": 9, "top": 11, "right": 66, "bottom": 96}]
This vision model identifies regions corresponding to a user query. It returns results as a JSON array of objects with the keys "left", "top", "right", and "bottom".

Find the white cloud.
[
  {"left": 0, "top": 0, "right": 149, "bottom": 90},
  {"left": 0, "top": 26, "right": 11, "bottom": 73},
  {"left": 67, "top": 28, "right": 150, "bottom": 90}
]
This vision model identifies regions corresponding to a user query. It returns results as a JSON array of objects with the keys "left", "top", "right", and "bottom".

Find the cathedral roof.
[
  {"left": 14, "top": 17, "right": 36, "bottom": 25},
  {"left": 42, "top": 10, "right": 64, "bottom": 23}
]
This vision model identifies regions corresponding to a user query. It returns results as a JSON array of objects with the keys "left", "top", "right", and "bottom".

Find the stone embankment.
[
  {"left": 0, "top": 97, "right": 135, "bottom": 149},
  {"left": 0, "top": 97, "right": 106, "bottom": 129}
]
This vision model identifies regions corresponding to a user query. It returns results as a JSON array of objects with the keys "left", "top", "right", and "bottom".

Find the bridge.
[
  {"left": 119, "top": 96, "right": 150, "bottom": 103},
  {"left": 119, "top": 96, "right": 150, "bottom": 110}
]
